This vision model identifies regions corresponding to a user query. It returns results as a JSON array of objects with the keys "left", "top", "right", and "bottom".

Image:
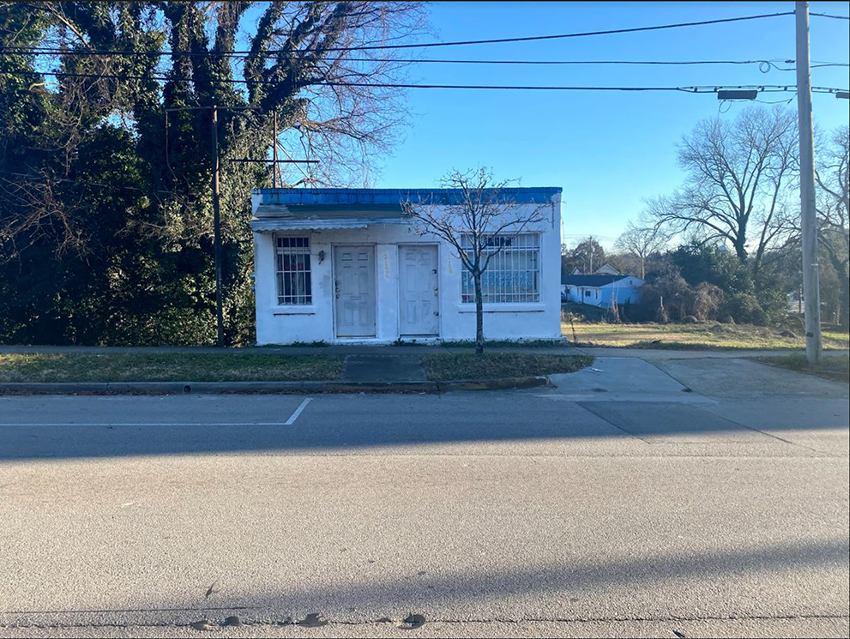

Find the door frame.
[
  {"left": 397, "top": 242, "right": 441, "bottom": 338},
  {"left": 332, "top": 243, "right": 378, "bottom": 339}
]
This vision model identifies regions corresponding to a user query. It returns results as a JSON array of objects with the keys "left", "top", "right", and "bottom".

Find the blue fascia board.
[{"left": 254, "top": 187, "right": 562, "bottom": 207}]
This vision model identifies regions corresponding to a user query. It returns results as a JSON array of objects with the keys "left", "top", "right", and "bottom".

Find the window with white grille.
[
  {"left": 275, "top": 236, "right": 312, "bottom": 305},
  {"left": 460, "top": 233, "right": 540, "bottom": 303}
]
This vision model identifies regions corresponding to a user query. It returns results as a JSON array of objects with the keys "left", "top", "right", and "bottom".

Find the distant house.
[
  {"left": 593, "top": 262, "right": 620, "bottom": 275},
  {"left": 562, "top": 274, "right": 644, "bottom": 309}
]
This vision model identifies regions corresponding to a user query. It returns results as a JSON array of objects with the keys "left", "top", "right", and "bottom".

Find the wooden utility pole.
[
  {"left": 165, "top": 104, "right": 313, "bottom": 348},
  {"left": 211, "top": 104, "right": 224, "bottom": 348},
  {"left": 795, "top": 1, "right": 822, "bottom": 363}
]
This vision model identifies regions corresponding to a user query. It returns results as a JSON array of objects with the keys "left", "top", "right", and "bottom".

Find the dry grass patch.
[
  {"left": 423, "top": 353, "right": 593, "bottom": 382},
  {"left": 0, "top": 353, "right": 345, "bottom": 383},
  {"left": 756, "top": 353, "right": 849, "bottom": 382},
  {"left": 563, "top": 321, "right": 849, "bottom": 350}
]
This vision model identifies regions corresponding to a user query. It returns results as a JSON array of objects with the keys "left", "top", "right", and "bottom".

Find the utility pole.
[
  {"left": 211, "top": 104, "right": 224, "bottom": 348},
  {"left": 165, "top": 104, "right": 314, "bottom": 347},
  {"left": 795, "top": 1, "right": 822, "bottom": 364}
]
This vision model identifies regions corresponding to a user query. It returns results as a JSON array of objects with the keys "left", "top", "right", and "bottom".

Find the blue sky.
[{"left": 356, "top": 2, "right": 850, "bottom": 248}]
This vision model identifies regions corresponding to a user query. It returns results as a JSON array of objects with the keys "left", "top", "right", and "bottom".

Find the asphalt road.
[{"left": 1, "top": 356, "right": 848, "bottom": 638}]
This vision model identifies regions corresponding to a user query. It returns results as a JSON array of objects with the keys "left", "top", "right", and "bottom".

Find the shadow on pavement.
[
  {"left": 0, "top": 391, "right": 847, "bottom": 460},
  {"left": 2, "top": 537, "right": 847, "bottom": 622}
]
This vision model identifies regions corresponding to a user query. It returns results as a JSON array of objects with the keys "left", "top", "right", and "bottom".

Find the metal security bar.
[
  {"left": 461, "top": 234, "right": 540, "bottom": 303},
  {"left": 275, "top": 236, "right": 312, "bottom": 305}
]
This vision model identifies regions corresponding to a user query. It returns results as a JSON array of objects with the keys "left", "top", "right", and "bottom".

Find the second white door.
[{"left": 399, "top": 245, "right": 439, "bottom": 336}]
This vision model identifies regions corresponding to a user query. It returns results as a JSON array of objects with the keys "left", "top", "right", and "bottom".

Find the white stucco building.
[{"left": 250, "top": 187, "right": 562, "bottom": 344}]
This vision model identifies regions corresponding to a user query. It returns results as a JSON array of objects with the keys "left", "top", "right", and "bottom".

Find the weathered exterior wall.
[
  {"left": 252, "top": 189, "right": 562, "bottom": 344},
  {"left": 600, "top": 277, "right": 643, "bottom": 308}
]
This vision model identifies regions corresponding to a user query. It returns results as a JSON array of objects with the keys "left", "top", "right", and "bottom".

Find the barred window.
[
  {"left": 275, "top": 236, "right": 312, "bottom": 305},
  {"left": 460, "top": 234, "right": 540, "bottom": 303}
]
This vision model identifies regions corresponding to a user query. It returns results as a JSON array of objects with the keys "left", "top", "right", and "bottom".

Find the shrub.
[
  {"left": 724, "top": 292, "right": 766, "bottom": 325},
  {"left": 691, "top": 282, "right": 726, "bottom": 321},
  {"left": 636, "top": 266, "right": 698, "bottom": 322},
  {"left": 671, "top": 242, "right": 753, "bottom": 295}
]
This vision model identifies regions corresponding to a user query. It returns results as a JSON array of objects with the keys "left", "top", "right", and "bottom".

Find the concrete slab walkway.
[
  {"left": 341, "top": 355, "right": 427, "bottom": 382},
  {"left": 546, "top": 356, "right": 713, "bottom": 403}
]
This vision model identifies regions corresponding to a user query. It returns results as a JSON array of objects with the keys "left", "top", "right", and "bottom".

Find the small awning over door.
[{"left": 250, "top": 203, "right": 405, "bottom": 232}]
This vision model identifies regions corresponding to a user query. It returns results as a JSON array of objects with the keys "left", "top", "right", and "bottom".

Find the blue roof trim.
[{"left": 254, "top": 187, "right": 562, "bottom": 206}]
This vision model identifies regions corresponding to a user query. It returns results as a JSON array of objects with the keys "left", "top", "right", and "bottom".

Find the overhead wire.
[
  {"left": 0, "top": 11, "right": 804, "bottom": 56},
  {"left": 809, "top": 11, "right": 850, "bottom": 20},
  {"left": 2, "top": 49, "right": 847, "bottom": 71},
  {"left": 2, "top": 69, "right": 847, "bottom": 96},
  {"left": 0, "top": 9, "right": 844, "bottom": 90}
]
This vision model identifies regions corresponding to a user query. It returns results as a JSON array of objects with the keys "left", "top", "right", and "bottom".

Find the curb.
[{"left": 0, "top": 376, "right": 551, "bottom": 395}]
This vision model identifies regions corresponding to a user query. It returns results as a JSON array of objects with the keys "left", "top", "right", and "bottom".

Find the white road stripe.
[
  {"left": 283, "top": 397, "right": 313, "bottom": 426},
  {"left": 0, "top": 422, "right": 282, "bottom": 427}
]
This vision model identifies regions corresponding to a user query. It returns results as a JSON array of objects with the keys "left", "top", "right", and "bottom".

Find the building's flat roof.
[
  {"left": 254, "top": 187, "right": 562, "bottom": 207},
  {"left": 563, "top": 274, "right": 634, "bottom": 287}
]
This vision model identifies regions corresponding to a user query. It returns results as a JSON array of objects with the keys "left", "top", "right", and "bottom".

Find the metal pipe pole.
[
  {"left": 211, "top": 104, "right": 224, "bottom": 348},
  {"left": 272, "top": 110, "right": 278, "bottom": 190},
  {"left": 795, "top": 1, "right": 822, "bottom": 363}
]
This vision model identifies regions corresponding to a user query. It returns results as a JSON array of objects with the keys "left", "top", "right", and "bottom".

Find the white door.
[
  {"left": 398, "top": 245, "right": 439, "bottom": 336},
  {"left": 334, "top": 246, "right": 376, "bottom": 337}
]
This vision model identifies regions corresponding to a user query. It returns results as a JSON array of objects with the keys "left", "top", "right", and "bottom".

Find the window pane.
[
  {"left": 461, "top": 233, "right": 540, "bottom": 304},
  {"left": 275, "top": 236, "right": 312, "bottom": 305}
]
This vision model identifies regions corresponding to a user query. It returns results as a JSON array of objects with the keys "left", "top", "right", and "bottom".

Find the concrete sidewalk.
[{"left": 1, "top": 343, "right": 841, "bottom": 359}]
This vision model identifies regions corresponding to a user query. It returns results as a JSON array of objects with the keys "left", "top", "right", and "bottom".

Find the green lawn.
[
  {"left": 757, "top": 353, "right": 850, "bottom": 382},
  {"left": 0, "top": 353, "right": 345, "bottom": 383},
  {"left": 563, "top": 321, "right": 850, "bottom": 350},
  {"left": 422, "top": 353, "right": 593, "bottom": 382}
]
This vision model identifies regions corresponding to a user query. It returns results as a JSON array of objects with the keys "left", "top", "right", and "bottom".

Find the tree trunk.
[
  {"left": 733, "top": 237, "right": 748, "bottom": 264},
  {"left": 839, "top": 279, "right": 850, "bottom": 330},
  {"left": 825, "top": 250, "right": 850, "bottom": 330},
  {"left": 474, "top": 273, "right": 484, "bottom": 356}
]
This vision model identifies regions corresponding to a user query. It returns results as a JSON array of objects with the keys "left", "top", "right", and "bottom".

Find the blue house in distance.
[{"left": 562, "top": 273, "right": 644, "bottom": 309}]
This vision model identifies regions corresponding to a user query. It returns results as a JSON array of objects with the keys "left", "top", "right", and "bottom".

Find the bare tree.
[
  {"left": 0, "top": 1, "right": 428, "bottom": 254},
  {"left": 564, "top": 236, "right": 606, "bottom": 275},
  {"left": 647, "top": 107, "right": 798, "bottom": 274},
  {"left": 614, "top": 222, "right": 668, "bottom": 278},
  {"left": 815, "top": 126, "right": 849, "bottom": 328},
  {"left": 402, "top": 168, "right": 550, "bottom": 355}
]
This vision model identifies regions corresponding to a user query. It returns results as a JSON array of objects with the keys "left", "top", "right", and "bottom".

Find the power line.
[
  {"left": 3, "top": 69, "right": 847, "bottom": 95},
  {"left": 3, "top": 49, "right": 847, "bottom": 70},
  {"left": 809, "top": 11, "right": 850, "bottom": 20},
  {"left": 312, "top": 82, "right": 845, "bottom": 94},
  {"left": 0, "top": 11, "right": 801, "bottom": 57}
]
